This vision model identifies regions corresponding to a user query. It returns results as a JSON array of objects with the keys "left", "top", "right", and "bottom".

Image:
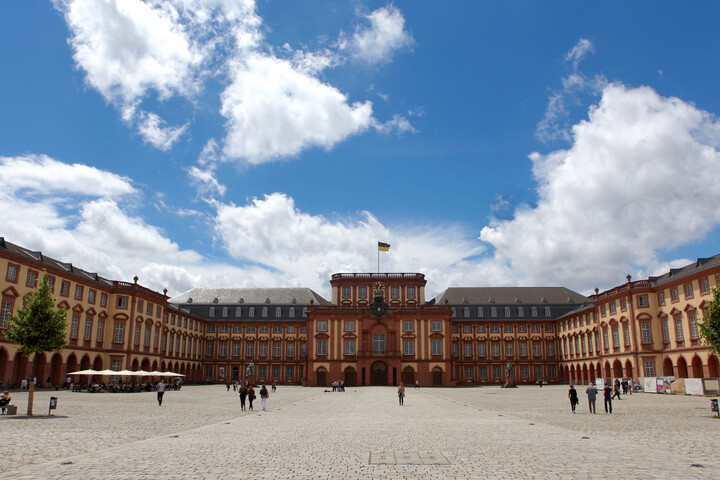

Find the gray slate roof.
[
  {"left": 169, "top": 287, "right": 331, "bottom": 306},
  {"left": 433, "top": 287, "right": 589, "bottom": 305},
  {"left": 650, "top": 253, "right": 720, "bottom": 286}
]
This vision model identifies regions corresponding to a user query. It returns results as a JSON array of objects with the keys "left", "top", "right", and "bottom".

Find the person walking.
[
  {"left": 603, "top": 383, "right": 613, "bottom": 413},
  {"left": 415, "top": 380, "right": 419, "bottom": 389},
  {"left": 156, "top": 379, "right": 165, "bottom": 406},
  {"left": 568, "top": 384, "right": 579, "bottom": 413},
  {"left": 226, "top": 381, "right": 231, "bottom": 392},
  {"left": 398, "top": 383, "right": 405, "bottom": 406},
  {"left": 248, "top": 385, "right": 256, "bottom": 411},
  {"left": 239, "top": 383, "right": 248, "bottom": 411},
  {"left": 260, "top": 385, "right": 269, "bottom": 411},
  {"left": 612, "top": 379, "right": 621, "bottom": 400},
  {"left": 586, "top": 382, "right": 598, "bottom": 414}
]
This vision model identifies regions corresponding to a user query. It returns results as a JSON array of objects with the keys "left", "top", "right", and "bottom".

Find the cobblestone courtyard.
[{"left": 2, "top": 385, "right": 718, "bottom": 479}]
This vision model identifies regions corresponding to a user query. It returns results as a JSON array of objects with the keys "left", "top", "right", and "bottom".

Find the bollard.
[{"left": 49, "top": 396, "right": 58, "bottom": 416}]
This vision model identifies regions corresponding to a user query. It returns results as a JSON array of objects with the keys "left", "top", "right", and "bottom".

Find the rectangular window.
[
  {"left": 505, "top": 342, "right": 513, "bottom": 357},
  {"left": 478, "top": 367, "right": 487, "bottom": 379},
  {"left": 612, "top": 326, "right": 620, "bottom": 348},
  {"left": 477, "top": 343, "right": 486, "bottom": 357},
  {"left": 548, "top": 366, "right": 556, "bottom": 379},
  {"left": 1, "top": 301, "right": 12, "bottom": 328},
  {"left": 685, "top": 285, "right": 693, "bottom": 298},
  {"left": 74, "top": 285, "right": 83, "bottom": 300},
  {"left": 70, "top": 315, "right": 79, "bottom": 339},
  {"left": 644, "top": 361, "right": 656, "bottom": 377},
  {"left": 236, "top": 307, "right": 242, "bottom": 317},
  {"left": 671, "top": 289, "right": 679, "bottom": 301},
  {"left": 233, "top": 325, "right": 242, "bottom": 333},
  {"left": 701, "top": 280, "right": 710, "bottom": 294},
  {"left": 345, "top": 321, "right": 355, "bottom": 332},
  {"left": 504, "top": 307, "right": 511, "bottom": 317},
  {"left": 342, "top": 286, "right": 351, "bottom": 298},
  {"left": 624, "top": 324, "right": 631, "bottom": 346},
  {"left": 232, "top": 342, "right": 240, "bottom": 356},
  {"left": 220, "top": 325, "right": 228, "bottom": 333},
  {"left": 272, "top": 367, "right": 280, "bottom": 379},
  {"left": 690, "top": 315, "right": 699, "bottom": 340},
  {"left": 219, "top": 342, "right": 227, "bottom": 356},
  {"left": 222, "top": 307, "right": 229, "bottom": 317},
  {"left": 620, "top": 299, "right": 627, "bottom": 311},
  {"left": 6, "top": 265, "right": 18, "bottom": 282},
  {"left": 259, "top": 342, "right": 268, "bottom": 356},
  {"left": 588, "top": 335, "right": 593, "bottom": 354},
  {"left": 373, "top": 334, "right": 385, "bottom": 353},
  {"left": 534, "top": 367, "right": 542, "bottom": 379},
  {"left": 600, "top": 305, "right": 606, "bottom": 316},
  {"left": 641, "top": 323, "right": 651, "bottom": 344},
  {"left": 407, "top": 287, "right": 416, "bottom": 298},
  {"left": 273, "top": 325, "right": 281, "bottom": 333},
  {"left": 533, "top": 342, "right": 542, "bottom": 357},
  {"left": 517, "top": 307, "right": 524, "bottom": 317},
  {"left": 675, "top": 318, "right": 684, "bottom": 342},
  {"left": 463, "top": 324, "right": 472, "bottom": 333},
  {"left": 359, "top": 286, "right": 367, "bottom": 298},
  {"left": 246, "top": 325, "right": 254, "bottom": 333},
  {"left": 286, "top": 343, "right": 295, "bottom": 357},
  {"left": 317, "top": 321, "right": 328, "bottom": 332},
  {"left": 545, "top": 324, "right": 553, "bottom": 333},
  {"left": 504, "top": 325, "right": 513, "bottom": 333},
  {"left": 113, "top": 323, "right": 124, "bottom": 343},
  {"left": 519, "top": 342, "right": 527, "bottom": 357},
  {"left": 26, "top": 270, "right": 37, "bottom": 287},
  {"left": 391, "top": 286, "right": 399, "bottom": 298},
  {"left": 520, "top": 366, "right": 529, "bottom": 379},
  {"left": 451, "top": 343, "right": 458, "bottom": 357},
  {"left": 544, "top": 307, "right": 551, "bottom": 317},
  {"left": 531, "top": 324, "right": 540, "bottom": 333},
  {"left": 117, "top": 296, "right": 127, "bottom": 308},
  {"left": 431, "top": 340, "right": 442, "bottom": 355},
  {"left": 317, "top": 340, "right": 327, "bottom": 355},
  {"left": 431, "top": 320, "right": 441, "bottom": 331},
  {"left": 143, "top": 326, "right": 151, "bottom": 347},
  {"left": 403, "top": 321, "right": 414, "bottom": 332},
  {"left": 209, "top": 307, "right": 215, "bottom": 317},
  {"left": 258, "top": 367, "right": 266, "bottom": 378},
  {"left": 493, "top": 366, "right": 501, "bottom": 379},
  {"left": 603, "top": 329, "right": 609, "bottom": 349},
  {"left": 491, "top": 307, "right": 497, "bottom": 318},
  {"left": 609, "top": 302, "right": 616, "bottom": 314},
  {"left": 260, "top": 325, "right": 268, "bottom": 333},
  {"left": 286, "top": 366, "right": 294, "bottom": 379},
  {"left": 300, "top": 343, "right": 306, "bottom": 357},
  {"left": 96, "top": 320, "right": 104, "bottom": 343},
  {"left": 452, "top": 308, "right": 456, "bottom": 318},
  {"left": 662, "top": 320, "right": 670, "bottom": 343},
  {"left": 137, "top": 300, "right": 143, "bottom": 313},
  {"left": 638, "top": 295, "right": 648, "bottom": 307},
  {"left": 531, "top": 306, "right": 537, "bottom": 317},
  {"left": 463, "top": 307, "right": 470, "bottom": 318},
  {"left": 205, "top": 366, "right": 213, "bottom": 378},
  {"left": 491, "top": 342, "right": 500, "bottom": 357},
  {"left": 477, "top": 325, "right": 485, "bottom": 333},
  {"left": 249, "top": 307, "right": 255, "bottom": 317},
  {"left": 477, "top": 307, "right": 483, "bottom": 317},
  {"left": 246, "top": 342, "right": 254, "bottom": 357},
  {"left": 658, "top": 293, "right": 665, "bottom": 305},
  {"left": 60, "top": 281, "right": 70, "bottom": 296},
  {"left": 345, "top": 340, "right": 355, "bottom": 355},
  {"left": 403, "top": 340, "right": 414, "bottom": 355},
  {"left": 205, "top": 342, "right": 214, "bottom": 356},
  {"left": 547, "top": 342, "right": 554, "bottom": 356},
  {"left": 273, "top": 342, "right": 281, "bottom": 356},
  {"left": 287, "top": 325, "right": 295, "bottom": 333},
  {"left": 207, "top": 325, "right": 215, "bottom": 333}
]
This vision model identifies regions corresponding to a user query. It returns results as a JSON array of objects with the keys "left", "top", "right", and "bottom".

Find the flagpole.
[{"left": 378, "top": 247, "right": 380, "bottom": 273}]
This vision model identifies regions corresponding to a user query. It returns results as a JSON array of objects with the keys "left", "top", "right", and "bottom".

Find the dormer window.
[
  {"left": 488, "top": 297, "right": 495, "bottom": 304},
  {"left": 461, "top": 297, "right": 468, "bottom": 305},
  {"left": 291, "top": 298, "right": 297, "bottom": 304},
  {"left": 187, "top": 298, "right": 193, "bottom": 303},
  {"left": 514, "top": 297, "right": 521, "bottom": 304},
  {"left": 238, "top": 298, "right": 244, "bottom": 304},
  {"left": 264, "top": 298, "right": 270, "bottom": 304},
  {"left": 541, "top": 297, "right": 548, "bottom": 303},
  {"left": 212, "top": 298, "right": 218, "bottom": 303}
]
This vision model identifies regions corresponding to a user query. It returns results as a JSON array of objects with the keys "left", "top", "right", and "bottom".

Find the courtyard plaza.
[{"left": 1, "top": 385, "right": 718, "bottom": 479}]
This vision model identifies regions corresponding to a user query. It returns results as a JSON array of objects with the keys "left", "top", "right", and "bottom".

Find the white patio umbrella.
[
  {"left": 96, "top": 369, "right": 119, "bottom": 376},
  {"left": 163, "top": 372, "right": 185, "bottom": 377},
  {"left": 116, "top": 370, "right": 136, "bottom": 376},
  {"left": 66, "top": 369, "right": 99, "bottom": 375}
]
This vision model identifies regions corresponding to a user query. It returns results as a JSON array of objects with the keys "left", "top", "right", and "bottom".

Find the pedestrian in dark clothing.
[
  {"left": 156, "top": 380, "right": 165, "bottom": 406},
  {"left": 568, "top": 385, "right": 579, "bottom": 413},
  {"left": 239, "top": 383, "right": 247, "bottom": 411},
  {"left": 612, "top": 379, "right": 621, "bottom": 400},
  {"left": 604, "top": 384, "right": 613, "bottom": 413},
  {"left": 248, "top": 385, "right": 256, "bottom": 410},
  {"left": 226, "top": 381, "right": 231, "bottom": 392},
  {"left": 621, "top": 379, "right": 628, "bottom": 395}
]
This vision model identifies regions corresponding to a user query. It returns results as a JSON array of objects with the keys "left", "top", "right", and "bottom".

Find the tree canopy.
[
  {"left": 699, "top": 275, "right": 720, "bottom": 356},
  {"left": 6, "top": 272, "right": 68, "bottom": 415}
]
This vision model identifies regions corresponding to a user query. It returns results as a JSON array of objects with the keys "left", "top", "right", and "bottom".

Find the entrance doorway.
[
  {"left": 370, "top": 361, "right": 388, "bottom": 386},
  {"left": 316, "top": 367, "right": 327, "bottom": 387},
  {"left": 432, "top": 367, "right": 443, "bottom": 386},
  {"left": 402, "top": 367, "right": 415, "bottom": 385},
  {"left": 344, "top": 367, "right": 356, "bottom": 386}
]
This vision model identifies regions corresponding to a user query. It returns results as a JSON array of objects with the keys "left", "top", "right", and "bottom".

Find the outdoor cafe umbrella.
[{"left": 66, "top": 369, "right": 99, "bottom": 375}]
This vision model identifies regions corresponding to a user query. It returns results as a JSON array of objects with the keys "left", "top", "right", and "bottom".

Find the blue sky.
[{"left": 2, "top": 1, "right": 720, "bottom": 298}]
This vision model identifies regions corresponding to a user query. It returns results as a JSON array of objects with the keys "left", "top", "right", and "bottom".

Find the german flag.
[{"left": 378, "top": 242, "right": 390, "bottom": 252}]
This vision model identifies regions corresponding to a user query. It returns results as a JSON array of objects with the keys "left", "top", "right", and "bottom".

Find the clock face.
[{"left": 373, "top": 281, "right": 385, "bottom": 294}]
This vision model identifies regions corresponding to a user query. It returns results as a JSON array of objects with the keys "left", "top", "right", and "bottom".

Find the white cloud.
[
  {"left": 536, "top": 39, "right": 606, "bottom": 144},
  {"left": 373, "top": 114, "right": 416, "bottom": 135},
  {"left": 347, "top": 5, "right": 414, "bottom": 65},
  {"left": 220, "top": 54, "right": 374, "bottom": 163},
  {"left": 137, "top": 111, "right": 188, "bottom": 151},
  {"left": 483, "top": 83, "right": 720, "bottom": 291},
  {"left": 564, "top": 38, "right": 594, "bottom": 71},
  {"left": 213, "top": 193, "right": 483, "bottom": 294},
  {"left": 0, "top": 154, "right": 136, "bottom": 198}
]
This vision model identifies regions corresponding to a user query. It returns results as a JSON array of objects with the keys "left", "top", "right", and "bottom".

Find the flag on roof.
[{"left": 378, "top": 242, "right": 390, "bottom": 252}]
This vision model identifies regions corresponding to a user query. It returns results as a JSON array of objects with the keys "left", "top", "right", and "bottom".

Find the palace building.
[{"left": 1, "top": 236, "right": 719, "bottom": 388}]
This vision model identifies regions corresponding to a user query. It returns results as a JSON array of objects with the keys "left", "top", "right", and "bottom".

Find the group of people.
[
  {"left": 236, "top": 381, "right": 270, "bottom": 411},
  {"left": 568, "top": 378, "right": 630, "bottom": 414}
]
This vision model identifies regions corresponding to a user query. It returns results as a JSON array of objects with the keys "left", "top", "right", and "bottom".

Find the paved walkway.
[{"left": 1, "top": 385, "right": 718, "bottom": 479}]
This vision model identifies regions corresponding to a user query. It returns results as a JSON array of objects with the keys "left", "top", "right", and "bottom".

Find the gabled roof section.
[
  {"left": 433, "top": 287, "right": 590, "bottom": 306},
  {"left": 649, "top": 253, "right": 720, "bottom": 286},
  {"left": 169, "top": 287, "right": 332, "bottom": 306}
]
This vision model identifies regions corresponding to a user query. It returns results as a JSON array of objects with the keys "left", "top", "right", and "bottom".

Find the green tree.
[
  {"left": 6, "top": 272, "right": 68, "bottom": 415},
  {"left": 699, "top": 275, "right": 720, "bottom": 356}
]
